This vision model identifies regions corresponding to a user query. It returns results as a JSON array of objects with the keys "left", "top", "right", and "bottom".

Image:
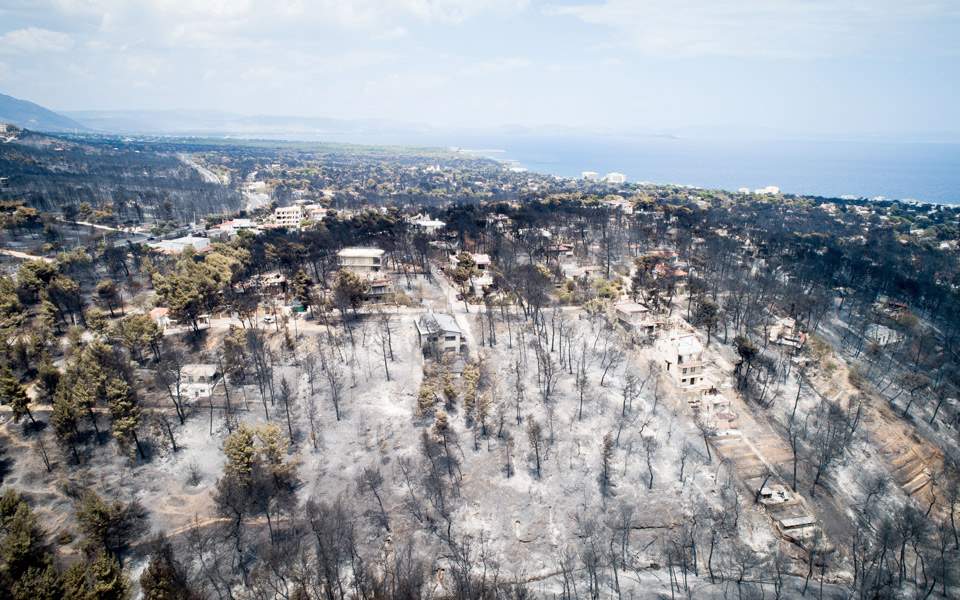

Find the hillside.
[
  {"left": 0, "top": 130, "right": 240, "bottom": 222},
  {"left": 0, "top": 92, "right": 87, "bottom": 132}
]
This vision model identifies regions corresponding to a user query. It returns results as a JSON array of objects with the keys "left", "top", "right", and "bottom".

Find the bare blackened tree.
[
  {"left": 358, "top": 466, "right": 391, "bottom": 532},
  {"left": 642, "top": 436, "right": 659, "bottom": 489},
  {"left": 319, "top": 344, "right": 345, "bottom": 421},
  {"left": 278, "top": 377, "right": 297, "bottom": 443},
  {"left": 527, "top": 417, "right": 544, "bottom": 479},
  {"left": 599, "top": 432, "right": 615, "bottom": 498}
]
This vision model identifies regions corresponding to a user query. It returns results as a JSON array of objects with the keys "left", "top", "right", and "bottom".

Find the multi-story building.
[
  {"left": 415, "top": 313, "right": 464, "bottom": 356},
  {"left": 338, "top": 247, "right": 385, "bottom": 274},
  {"left": 656, "top": 330, "right": 706, "bottom": 387},
  {"left": 269, "top": 204, "right": 327, "bottom": 230},
  {"left": 615, "top": 301, "right": 667, "bottom": 339},
  {"left": 450, "top": 253, "right": 493, "bottom": 295},
  {"left": 181, "top": 364, "right": 220, "bottom": 399}
]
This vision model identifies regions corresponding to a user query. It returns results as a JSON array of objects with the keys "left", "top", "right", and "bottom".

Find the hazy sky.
[{"left": 1, "top": 0, "right": 958, "bottom": 137}]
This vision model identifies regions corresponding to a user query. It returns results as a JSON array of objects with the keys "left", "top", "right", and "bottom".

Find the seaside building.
[
  {"left": 581, "top": 171, "right": 599, "bottom": 181},
  {"left": 754, "top": 185, "right": 780, "bottom": 195},
  {"left": 603, "top": 172, "right": 627, "bottom": 184}
]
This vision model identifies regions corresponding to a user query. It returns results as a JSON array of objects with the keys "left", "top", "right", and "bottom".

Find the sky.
[{"left": 1, "top": 0, "right": 959, "bottom": 138}]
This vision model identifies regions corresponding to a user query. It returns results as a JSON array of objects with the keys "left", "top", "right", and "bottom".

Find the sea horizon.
[
  {"left": 461, "top": 134, "right": 960, "bottom": 206},
  {"left": 255, "top": 130, "right": 960, "bottom": 205}
]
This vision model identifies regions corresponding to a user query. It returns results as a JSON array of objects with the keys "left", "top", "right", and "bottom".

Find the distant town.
[{"left": 1, "top": 125, "right": 959, "bottom": 600}]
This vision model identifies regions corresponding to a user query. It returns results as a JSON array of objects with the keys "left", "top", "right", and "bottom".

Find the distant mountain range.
[
  {"left": 0, "top": 92, "right": 87, "bottom": 132},
  {"left": 4, "top": 90, "right": 958, "bottom": 145}
]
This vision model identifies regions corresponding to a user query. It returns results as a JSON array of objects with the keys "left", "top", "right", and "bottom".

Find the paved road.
[
  {"left": 0, "top": 248, "right": 54, "bottom": 263},
  {"left": 56, "top": 218, "right": 123, "bottom": 233}
]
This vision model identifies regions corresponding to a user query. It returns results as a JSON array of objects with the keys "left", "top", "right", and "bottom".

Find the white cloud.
[
  {"left": 0, "top": 27, "right": 73, "bottom": 53},
  {"left": 552, "top": 0, "right": 960, "bottom": 58}
]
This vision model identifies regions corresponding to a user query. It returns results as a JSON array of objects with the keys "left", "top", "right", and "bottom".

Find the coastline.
[{"left": 464, "top": 135, "right": 960, "bottom": 206}]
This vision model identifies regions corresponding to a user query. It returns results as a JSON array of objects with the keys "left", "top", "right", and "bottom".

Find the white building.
[
  {"left": 865, "top": 323, "right": 903, "bottom": 347},
  {"left": 208, "top": 218, "right": 259, "bottom": 240},
  {"left": 581, "top": 171, "right": 599, "bottom": 181},
  {"left": 410, "top": 215, "right": 446, "bottom": 235},
  {"left": 603, "top": 172, "right": 627, "bottom": 184},
  {"left": 754, "top": 185, "right": 780, "bottom": 195},
  {"left": 338, "top": 247, "right": 385, "bottom": 274},
  {"left": 656, "top": 331, "right": 706, "bottom": 387},
  {"left": 147, "top": 236, "right": 211, "bottom": 255},
  {"left": 450, "top": 253, "right": 493, "bottom": 296},
  {"left": 181, "top": 364, "right": 220, "bottom": 399},
  {"left": 415, "top": 313, "right": 465, "bottom": 356},
  {"left": 270, "top": 204, "right": 326, "bottom": 230}
]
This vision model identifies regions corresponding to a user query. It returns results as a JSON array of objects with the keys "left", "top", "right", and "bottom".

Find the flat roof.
[
  {"left": 673, "top": 334, "right": 703, "bottom": 355},
  {"left": 338, "top": 247, "right": 384, "bottom": 258},
  {"left": 182, "top": 364, "right": 218, "bottom": 377},
  {"left": 615, "top": 302, "right": 650, "bottom": 314},
  {"left": 417, "top": 313, "right": 462, "bottom": 336},
  {"left": 779, "top": 516, "right": 816, "bottom": 529}
]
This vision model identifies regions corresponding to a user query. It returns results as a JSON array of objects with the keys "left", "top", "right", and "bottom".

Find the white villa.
[
  {"left": 270, "top": 203, "right": 327, "bottom": 230},
  {"left": 410, "top": 215, "right": 446, "bottom": 235},
  {"left": 338, "top": 247, "right": 385, "bottom": 274},
  {"left": 656, "top": 330, "right": 706, "bottom": 387},
  {"left": 181, "top": 364, "right": 220, "bottom": 399}
]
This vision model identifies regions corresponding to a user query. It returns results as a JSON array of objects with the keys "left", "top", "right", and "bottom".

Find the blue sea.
[
  {"left": 306, "top": 130, "right": 960, "bottom": 205},
  {"left": 454, "top": 134, "right": 960, "bottom": 205}
]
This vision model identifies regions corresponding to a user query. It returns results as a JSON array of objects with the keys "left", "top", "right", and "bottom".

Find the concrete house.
[
  {"left": 181, "top": 364, "right": 220, "bottom": 399},
  {"left": 614, "top": 301, "right": 664, "bottom": 339},
  {"left": 415, "top": 313, "right": 464, "bottom": 356},
  {"left": 450, "top": 253, "right": 493, "bottom": 296},
  {"left": 410, "top": 215, "right": 446, "bottom": 235},
  {"left": 338, "top": 247, "right": 385, "bottom": 274},
  {"left": 269, "top": 204, "right": 326, "bottom": 230},
  {"left": 147, "top": 236, "right": 211, "bottom": 255},
  {"left": 656, "top": 331, "right": 706, "bottom": 387},
  {"left": 865, "top": 323, "right": 903, "bottom": 347}
]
